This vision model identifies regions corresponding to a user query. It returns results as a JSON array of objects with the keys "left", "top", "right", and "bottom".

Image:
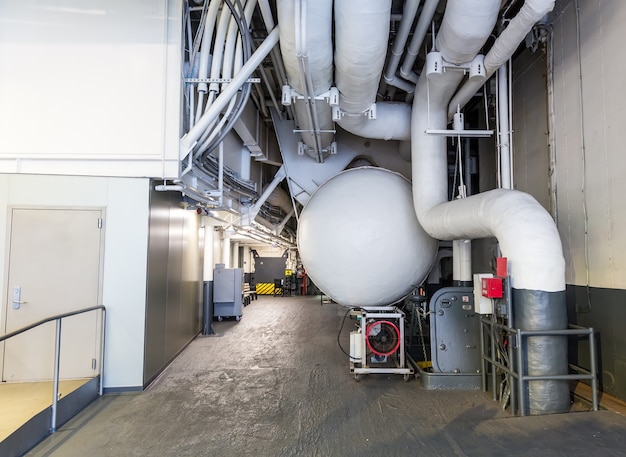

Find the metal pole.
[
  {"left": 491, "top": 317, "right": 497, "bottom": 401},
  {"left": 517, "top": 329, "right": 525, "bottom": 416},
  {"left": 589, "top": 327, "right": 598, "bottom": 411},
  {"left": 480, "top": 320, "right": 486, "bottom": 392},
  {"left": 508, "top": 332, "right": 516, "bottom": 415},
  {"left": 51, "top": 319, "right": 62, "bottom": 432},
  {"left": 99, "top": 308, "right": 107, "bottom": 396}
]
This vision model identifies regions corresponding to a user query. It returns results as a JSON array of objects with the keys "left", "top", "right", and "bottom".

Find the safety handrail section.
[
  {"left": 480, "top": 318, "right": 598, "bottom": 416},
  {"left": 0, "top": 305, "right": 106, "bottom": 433}
]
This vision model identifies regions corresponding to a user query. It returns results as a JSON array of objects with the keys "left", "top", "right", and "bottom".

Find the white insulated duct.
[
  {"left": 435, "top": 0, "right": 499, "bottom": 64},
  {"left": 447, "top": 0, "right": 556, "bottom": 118},
  {"left": 412, "top": 0, "right": 566, "bottom": 415},
  {"left": 335, "top": 0, "right": 415, "bottom": 142},
  {"left": 277, "top": 0, "right": 334, "bottom": 153},
  {"left": 334, "top": 0, "right": 391, "bottom": 114}
]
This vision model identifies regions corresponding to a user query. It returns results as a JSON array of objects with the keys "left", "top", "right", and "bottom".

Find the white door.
[{"left": 2, "top": 208, "right": 104, "bottom": 382}]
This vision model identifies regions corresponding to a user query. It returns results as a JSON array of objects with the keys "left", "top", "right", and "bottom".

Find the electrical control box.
[
  {"left": 481, "top": 277, "right": 503, "bottom": 299},
  {"left": 473, "top": 274, "right": 493, "bottom": 314}
]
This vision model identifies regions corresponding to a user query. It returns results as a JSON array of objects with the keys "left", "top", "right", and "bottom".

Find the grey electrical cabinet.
[{"left": 213, "top": 266, "right": 244, "bottom": 321}]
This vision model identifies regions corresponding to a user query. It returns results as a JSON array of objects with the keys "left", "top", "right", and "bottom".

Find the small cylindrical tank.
[{"left": 297, "top": 167, "right": 437, "bottom": 306}]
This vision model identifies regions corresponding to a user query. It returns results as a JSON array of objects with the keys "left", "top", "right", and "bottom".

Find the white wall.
[
  {"left": 552, "top": 0, "right": 626, "bottom": 288},
  {"left": 0, "top": 174, "right": 151, "bottom": 389},
  {"left": 0, "top": 0, "right": 182, "bottom": 178}
]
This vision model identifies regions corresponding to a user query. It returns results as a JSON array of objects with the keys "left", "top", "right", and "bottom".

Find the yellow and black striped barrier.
[{"left": 255, "top": 283, "right": 275, "bottom": 295}]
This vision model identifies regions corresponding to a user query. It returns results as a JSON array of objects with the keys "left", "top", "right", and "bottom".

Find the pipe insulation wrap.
[
  {"left": 423, "top": 189, "right": 565, "bottom": 291},
  {"left": 435, "top": 0, "right": 500, "bottom": 64},
  {"left": 334, "top": 0, "right": 391, "bottom": 114},
  {"left": 277, "top": 0, "right": 333, "bottom": 94},
  {"left": 277, "top": 0, "right": 334, "bottom": 150},
  {"left": 513, "top": 289, "right": 570, "bottom": 415},
  {"left": 297, "top": 167, "right": 437, "bottom": 307},
  {"left": 338, "top": 102, "right": 412, "bottom": 141},
  {"left": 411, "top": 0, "right": 568, "bottom": 414},
  {"left": 447, "top": 0, "right": 556, "bottom": 118}
]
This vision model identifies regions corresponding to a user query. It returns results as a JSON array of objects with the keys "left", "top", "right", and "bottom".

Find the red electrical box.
[{"left": 482, "top": 277, "right": 503, "bottom": 299}]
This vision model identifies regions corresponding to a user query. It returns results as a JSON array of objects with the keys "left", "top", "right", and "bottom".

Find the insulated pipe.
[
  {"left": 338, "top": 102, "right": 412, "bottom": 141},
  {"left": 497, "top": 63, "right": 513, "bottom": 189},
  {"left": 399, "top": 0, "right": 440, "bottom": 83},
  {"left": 181, "top": 27, "right": 280, "bottom": 157},
  {"left": 436, "top": 0, "right": 499, "bottom": 64},
  {"left": 447, "top": 0, "right": 556, "bottom": 119},
  {"left": 412, "top": 0, "right": 567, "bottom": 414},
  {"left": 277, "top": 0, "right": 333, "bottom": 151},
  {"left": 335, "top": 0, "right": 391, "bottom": 115},
  {"left": 383, "top": 0, "right": 421, "bottom": 92}
]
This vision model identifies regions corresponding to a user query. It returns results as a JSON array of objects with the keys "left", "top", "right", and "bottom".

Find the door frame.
[{"left": 0, "top": 205, "right": 106, "bottom": 381}]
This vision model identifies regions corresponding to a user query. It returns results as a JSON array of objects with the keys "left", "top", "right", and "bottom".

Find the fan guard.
[{"left": 365, "top": 320, "right": 401, "bottom": 357}]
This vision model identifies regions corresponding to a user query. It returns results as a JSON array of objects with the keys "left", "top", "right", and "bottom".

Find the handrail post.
[
  {"left": 99, "top": 308, "right": 106, "bottom": 397},
  {"left": 589, "top": 327, "right": 598, "bottom": 411},
  {"left": 51, "top": 319, "right": 62, "bottom": 432},
  {"left": 517, "top": 329, "right": 525, "bottom": 416}
]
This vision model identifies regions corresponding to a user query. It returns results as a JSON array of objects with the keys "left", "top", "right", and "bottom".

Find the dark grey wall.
[
  {"left": 254, "top": 257, "right": 286, "bottom": 284},
  {"left": 567, "top": 285, "right": 626, "bottom": 401},
  {"left": 143, "top": 186, "right": 203, "bottom": 386}
]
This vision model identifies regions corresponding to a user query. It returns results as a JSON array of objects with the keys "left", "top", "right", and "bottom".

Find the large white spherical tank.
[{"left": 297, "top": 167, "right": 437, "bottom": 306}]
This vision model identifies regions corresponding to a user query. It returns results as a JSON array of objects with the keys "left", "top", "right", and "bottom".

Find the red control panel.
[{"left": 482, "top": 277, "right": 503, "bottom": 299}]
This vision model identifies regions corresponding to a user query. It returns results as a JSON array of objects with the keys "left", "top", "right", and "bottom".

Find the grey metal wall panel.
[
  {"left": 144, "top": 185, "right": 202, "bottom": 386},
  {"left": 144, "top": 188, "right": 170, "bottom": 382}
]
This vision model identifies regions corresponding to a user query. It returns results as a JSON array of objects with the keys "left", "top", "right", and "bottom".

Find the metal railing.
[
  {"left": 480, "top": 317, "right": 598, "bottom": 416},
  {"left": 0, "top": 305, "right": 106, "bottom": 432}
]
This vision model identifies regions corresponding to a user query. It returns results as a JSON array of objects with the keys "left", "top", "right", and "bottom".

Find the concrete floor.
[{"left": 26, "top": 296, "right": 626, "bottom": 457}]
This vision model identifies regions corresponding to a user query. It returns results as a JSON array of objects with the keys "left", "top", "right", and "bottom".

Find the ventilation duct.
[
  {"left": 277, "top": 0, "right": 334, "bottom": 160},
  {"left": 411, "top": 0, "right": 566, "bottom": 414}
]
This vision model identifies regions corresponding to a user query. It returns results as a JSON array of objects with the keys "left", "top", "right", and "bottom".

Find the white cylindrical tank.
[{"left": 297, "top": 167, "right": 437, "bottom": 306}]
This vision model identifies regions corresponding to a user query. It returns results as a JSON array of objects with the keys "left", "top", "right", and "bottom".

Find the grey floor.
[{"left": 27, "top": 296, "right": 626, "bottom": 457}]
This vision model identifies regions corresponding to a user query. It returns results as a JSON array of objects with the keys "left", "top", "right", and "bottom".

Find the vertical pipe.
[
  {"left": 51, "top": 319, "right": 62, "bottom": 432},
  {"left": 498, "top": 64, "right": 512, "bottom": 189}
]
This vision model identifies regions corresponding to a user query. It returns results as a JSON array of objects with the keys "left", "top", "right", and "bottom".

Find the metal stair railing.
[{"left": 0, "top": 305, "right": 106, "bottom": 432}]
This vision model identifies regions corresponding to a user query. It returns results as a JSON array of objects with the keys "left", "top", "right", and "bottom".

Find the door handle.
[{"left": 12, "top": 286, "right": 27, "bottom": 309}]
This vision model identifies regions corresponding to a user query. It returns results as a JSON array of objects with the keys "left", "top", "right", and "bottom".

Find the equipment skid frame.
[{"left": 350, "top": 306, "right": 414, "bottom": 381}]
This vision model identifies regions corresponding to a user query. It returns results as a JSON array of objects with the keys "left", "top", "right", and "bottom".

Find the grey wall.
[{"left": 144, "top": 185, "right": 203, "bottom": 386}]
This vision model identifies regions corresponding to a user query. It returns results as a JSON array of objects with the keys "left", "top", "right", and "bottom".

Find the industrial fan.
[
  {"left": 349, "top": 306, "right": 413, "bottom": 381},
  {"left": 366, "top": 320, "right": 401, "bottom": 358}
]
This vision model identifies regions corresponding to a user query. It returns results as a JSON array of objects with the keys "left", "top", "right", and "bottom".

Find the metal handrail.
[
  {"left": 0, "top": 305, "right": 106, "bottom": 432},
  {"left": 480, "top": 317, "right": 598, "bottom": 416}
]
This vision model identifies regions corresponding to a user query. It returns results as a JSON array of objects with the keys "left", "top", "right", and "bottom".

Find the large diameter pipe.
[
  {"left": 181, "top": 27, "right": 280, "bottom": 157},
  {"left": 277, "top": 0, "right": 334, "bottom": 152},
  {"left": 447, "top": 0, "right": 556, "bottom": 119},
  {"left": 435, "top": 0, "right": 499, "bottom": 64},
  {"left": 412, "top": 0, "right": 567, "bottom": 414},
  {"left": 335, "top": 0, "right": 391, "bottom": 114}
]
